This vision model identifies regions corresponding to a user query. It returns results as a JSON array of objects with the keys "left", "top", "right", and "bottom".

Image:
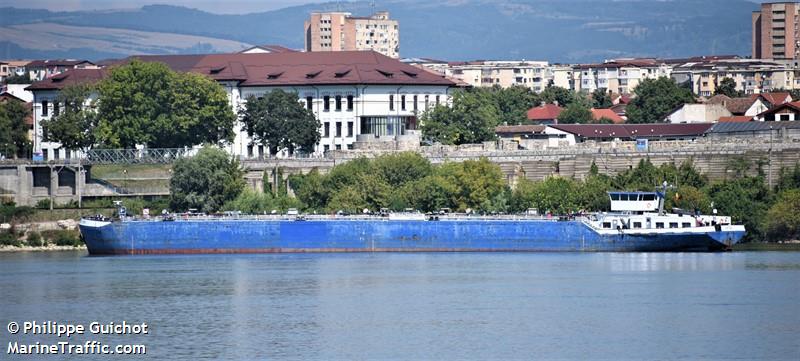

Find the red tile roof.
[
  {"left": 718, "top": 116, "right": 753, "bottom": 123},
  {"left": 240, "top": 44, "right": 298, "bottom": 53},
  {"left": 27, "top": 51, "right": 457, "bottom": 91},
  {"left": 26, "top": 59, "right": 95, "bottom": 68},
  {"left": 549, "top": 123, "right": 713, "bottom": 139},
  {"left": 755, "top": 101, "right": 800, "bottom": 118},
  {"left": 526, "top": 104, "right": 563, "bottom": 121},
  {"left": 590, "top": 108, "right": 625, "bottom": 124},
  {"left": 751, "top": 92, "right": 791, "bottom": 106},
  {"left": 25, "top": 68, "right": 107, "bottom": 90}
]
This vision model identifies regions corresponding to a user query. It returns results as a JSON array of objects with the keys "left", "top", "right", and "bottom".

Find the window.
[
  {"left": 633, "top": 222, "right": 642, "bottom": 228},
  {"left": 655, "top": 222, "right": 664, "bottom": 229},
  {"left": 682, "top": 222, "right": 692, "bottom": 228},
  {"left": 324, "top": 122, "right": 330, "bottom": 137},
  {"left": 335, "top": 95, "right": 342, "bottom": 111},
  {"left": 323, "top": 144, "right": 330, "bottom": 152},
  {"left": 258, "top": 145, "right": 264, "bottom": 157},
  {"left": 347, "top": 122, "right": 353, "bottom": 137},
  {"left": 335, "top": 144, "right": 341, "bottom": 150},
  {"left": 247, "top": 145, "right": 254, "bottom": 158},
  {"left": 347, "top": 95, "right": 354, "bottom": 111},
  {"left": 610, "top": 194, "right": 620, "bottom": 201},
  {"left": 602, "top": 222, "right": 612, "bottom": 229},
  {"left": 435, "top": 95, "right": 440, "bottom": 105},
  {"left": 347, "top": 144, "right": 354, "bottom": 150},
  {"left": 401, "top": 95, "right": 406, "bottom": 110},
  {"left": 424, "top": 95, "right": 429, "bottom": 110},
  {"left": 335, "top": 122, "right": 342, "bottom": 137},
  {"left": 53, "top": 102, "right": 60, "bottom": 116},
  {"left": 42, "top": 100, "right": 48, "bottom": 116},
  {"left": 669, "top": 222, "right": 679, "bottom": 229},
  {"left": 389, "top": 94, "right": 394, "bottom": 111},
  {"left": 324, "top": 96, "right": 330, "bottom": 111},
  {"left": 306, "top": 96, "right": 313, "bottom": 110},
  {"left": 413, "top": 95, "right": 418, "bottom": 111}
]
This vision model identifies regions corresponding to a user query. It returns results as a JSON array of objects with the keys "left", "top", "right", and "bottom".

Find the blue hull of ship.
[{"left": 79, "top": 219, "right": 745, "bottom": 255}]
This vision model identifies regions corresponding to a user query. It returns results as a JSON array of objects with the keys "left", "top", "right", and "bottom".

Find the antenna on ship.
[{"left": 656, "top": 181, "right": 676, "bottom": 215}]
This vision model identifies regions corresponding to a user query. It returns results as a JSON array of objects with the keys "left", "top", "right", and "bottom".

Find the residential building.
[
  {"left": 239, "top": 44, "right": 298, "bottom": 54},
  {"left": 0, "top": 60, "right": 30, "bottom": 80},
  {"left": 573, "top": 59, "right": 672, "bottom": 94},
  {"left": 590, "top": 108, "right": 625, "bottom": 124},
  {"left": 443, "top": 60, "right": 551, "bottom": 91},
  {"left": 26, "top": 51, "right": 455, "bottom": 159},
  {"left": 526, "top": 103, "right": 563, "bottom": 124},
  {"left": 752, "top": 2, "right": 800, "bottom": 59},
  {"left": 0, "top": 84, "right": 34, "bottom": 103},
  {"left": 304, "top": 11, "right": 399, "bottom": 58},
  {"left": 0, "top": 61, "right": 8, "bottom": 82},
  {"left": 663, "top": 104, "right": 732, "bottom": 124},
  {"left": 26, "top": 59, "right": 98, "bottom": 82},
  {"left": 670, "top": 58, "right": 794, "bottom": 96},
  {"left": 755, "top": 101, "right": 800, "bottom": 121}
]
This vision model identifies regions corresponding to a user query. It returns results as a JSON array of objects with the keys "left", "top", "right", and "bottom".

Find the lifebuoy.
[{"left": 646, "top": 202, "right": 652, "bottom": 208}]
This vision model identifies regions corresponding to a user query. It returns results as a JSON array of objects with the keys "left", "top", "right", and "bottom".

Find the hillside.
[{"left": 0, "top": 0, "right": 758, "bottom": 62}]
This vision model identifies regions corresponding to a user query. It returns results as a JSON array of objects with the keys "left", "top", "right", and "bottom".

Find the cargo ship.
[{"left": 79, "top": 191, "right": 746, "bottom": 255}]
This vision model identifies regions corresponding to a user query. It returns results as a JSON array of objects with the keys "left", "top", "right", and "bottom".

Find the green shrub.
[
  {"left": 26, "top": 231, "right": 43, "bottom": 247},
  {"left": 12, "top": 206, "right": 35, "bottom": 221},
  {"left": 41, "top": 230, "right": 83, "bottom": 247},
  {"left": 0, "top": 232, "right": 22, "bottom": 247},
  {"left": 35, "top": 199, "right": 51, "bottom": 210}
]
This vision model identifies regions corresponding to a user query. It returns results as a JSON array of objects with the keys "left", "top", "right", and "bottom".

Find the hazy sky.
[
  {"left": 1, "top": 0, "right": 768, "bottom": 15},
  {"left": 2, "top": 0, "right": 331, "bottom": 14}
]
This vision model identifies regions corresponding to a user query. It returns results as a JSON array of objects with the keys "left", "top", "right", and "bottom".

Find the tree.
[
  {"left": 3, "top": 74, "right": 30, "bottom": 84},
  {"left": 714, "top": 77, "right": 742, "bottom": 98},
  {"left": 491, "top": 85, "right": 539, "bottom": 125},
  {"left": 373, "top": 152, "right": 433, "bottom": 187},
  {"left": 540, "top": 86, "right": 575, "bottom": 107},
  {"left": 625, "top": 77, "right": 695, "bottom": 123},
  {"left": 239, "top": 90, "right": 320, "bottom": 155},
  {"left": 436, "top": 158, "right": 507, "bottom": 211},
  {"left": 707, "top": 176, "right": 771, "bottom": 242},
  {"left": 511, "top": 176, "right": 582, "bottom": 214},
  {"left": 169, "top": 146, "right": 245, "bottom": 213},
  {"left": 558, "top": 97, "right": 593, "bottom": 124},
  {"left": 591, "top": 88, "right": 613, "bottom": 108},
  {"left": 764, "top": 189, "right": 800, "bottom": 241},
  {"left": 420, "top": 89, "right": 500, "bottom": 145},
  {"left": 96, "top": 60, "right": 235, "bottom": 148},
  {"left": 41, "top": 84, "right": 97, "bottom": 150},
  {"left": 0, "top": 99, "right": 31, "bottom": 159}
]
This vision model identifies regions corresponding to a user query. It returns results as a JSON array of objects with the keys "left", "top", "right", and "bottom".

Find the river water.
[{"left": 1, "top": 251, "right": 799, "bottom": 360}]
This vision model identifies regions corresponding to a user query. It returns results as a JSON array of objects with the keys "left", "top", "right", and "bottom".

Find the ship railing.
[{"left": 124, "top": 212, "right": 592, "bottom": 222}]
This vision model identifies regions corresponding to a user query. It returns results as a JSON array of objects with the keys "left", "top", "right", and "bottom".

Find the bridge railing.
[{"left": 83, "top": 148, "right": 196, "bottom": 165}]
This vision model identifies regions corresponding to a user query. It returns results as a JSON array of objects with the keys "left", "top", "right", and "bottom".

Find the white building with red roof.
[{"left": 26, "top": 51, "right": 457, "bottom": 159}]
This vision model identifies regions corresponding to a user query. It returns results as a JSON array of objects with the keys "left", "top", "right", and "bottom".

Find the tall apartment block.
[
  {"left": 753, "top": 2, "right": 800, "bottom": 59},
  {"left": 304, "top": 11, "right": 399, "bottom": 58}
]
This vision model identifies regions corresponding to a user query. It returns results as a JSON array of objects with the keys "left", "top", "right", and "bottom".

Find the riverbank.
[
  {"left": 0, "top": 244, "right": 86, "bottom": 252},
  {"left": 733, "top": 242, "right": 800, "bottom": 251}
]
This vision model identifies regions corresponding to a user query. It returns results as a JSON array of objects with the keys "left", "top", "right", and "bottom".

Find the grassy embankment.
[{"left": 90, "top": 164, "right": 172, "bottom": 191}]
